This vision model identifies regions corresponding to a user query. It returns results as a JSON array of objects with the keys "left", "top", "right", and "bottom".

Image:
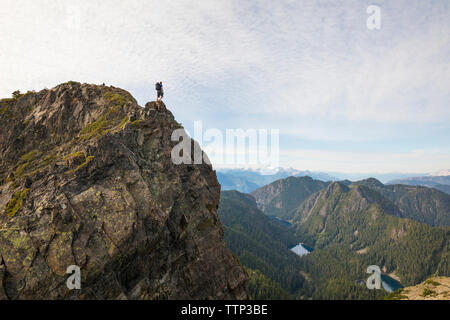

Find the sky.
[{"left": 0, "top": 0, "right": 449, "bottom": 174}]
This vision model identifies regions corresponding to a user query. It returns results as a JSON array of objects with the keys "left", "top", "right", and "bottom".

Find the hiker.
[{"left": 155, "top": 81, "right": 164, "bottom": 101}]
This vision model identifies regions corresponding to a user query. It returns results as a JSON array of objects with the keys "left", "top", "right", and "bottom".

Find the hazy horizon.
[{"left": 215, "top": 166, "right": 438, "bottom": 183}]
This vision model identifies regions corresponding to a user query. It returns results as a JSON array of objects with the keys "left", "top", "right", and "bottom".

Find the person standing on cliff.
[{"left": 155, "top": 81, "right": 164, "bottom": 101}]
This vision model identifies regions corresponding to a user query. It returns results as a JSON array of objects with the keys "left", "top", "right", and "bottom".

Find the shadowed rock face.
[{"left": 0, "top": 82, "right": 248, "bottom": 300}]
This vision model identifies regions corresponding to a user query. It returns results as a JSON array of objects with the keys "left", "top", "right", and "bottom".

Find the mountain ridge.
[
  {"left": 217, "top": 168, "right": 335, "bottom": 193},
  {"left": 388, "top": 175, "right": 450, "bottom": 194},
  {"left": 251, "top": 176, "right": 329, "bottom": 220},
  {"left": 353, "top": 178, "right": 450, "bottom": 227}
]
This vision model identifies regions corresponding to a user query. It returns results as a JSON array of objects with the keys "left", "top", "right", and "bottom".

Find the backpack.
[{"left": 155, "top": 82, "right": 161, "bottom": 90}]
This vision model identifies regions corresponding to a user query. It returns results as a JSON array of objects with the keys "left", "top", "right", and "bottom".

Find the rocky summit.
[{"left": 0, "top": 82, "right": 248, "bottom": 300}]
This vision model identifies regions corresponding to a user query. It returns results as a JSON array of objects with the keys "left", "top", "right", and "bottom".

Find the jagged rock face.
[{"left": 0, "top": 82, "right": 248, "bottom": 299}]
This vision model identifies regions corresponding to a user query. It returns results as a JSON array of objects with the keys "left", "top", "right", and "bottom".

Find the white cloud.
[
  {"left": 0, "top": 0, "right": 267, "bottom": 98},
  {"left": 1, "top": 1, "right": 448, "bottom": 127}
]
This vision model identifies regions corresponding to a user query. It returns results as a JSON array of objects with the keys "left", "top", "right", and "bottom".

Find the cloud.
[
  {"left": 0, "top": 0, "right": 267, "bottom": 98},
  {"left": 1, "top": 1, "right": 449, "bottom": 126},
  {"left": 0, "top": 0, "right": 450, "bottom": 122},
  {"left": 0, "top": 0, "right": 449, "bottom": 172}
]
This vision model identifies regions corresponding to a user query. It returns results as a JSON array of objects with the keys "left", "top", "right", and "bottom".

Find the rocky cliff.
[{"left": 0, "top": 82, "right": 248, "bottom": 299}]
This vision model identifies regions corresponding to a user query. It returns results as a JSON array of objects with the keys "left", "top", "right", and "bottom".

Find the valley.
[{"left": 218, "top": 175, "right": 450, "bottom": 300}]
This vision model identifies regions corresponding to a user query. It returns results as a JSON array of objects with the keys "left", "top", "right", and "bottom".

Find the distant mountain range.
[
  {"left": 217, "top": 168, "right": 336, "bottom": 193},
  {"left": 354, "top": 178, "right": 450, "bottom": 226},
  {"left": 388, "top": 173, "right": 450, "bottom": 194},
  {"left": 218, "top": 174, "right": 450, "bottom": 299},
  {"left": 216, "top": 167, "right": 450, "bottom": 193},
  {"left": 330, "top": 172, "right": 428, "bottom": 183},
  {"left": 250, "top": 175, "right": 450, "bottom": 227}
]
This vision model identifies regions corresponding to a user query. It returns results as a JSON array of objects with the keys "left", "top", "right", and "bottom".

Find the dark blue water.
[{"left": 381, "top": 274, "right": 403, "bottom": 292}]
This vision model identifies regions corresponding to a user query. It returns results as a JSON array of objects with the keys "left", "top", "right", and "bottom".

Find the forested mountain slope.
[
  {"left": 218, "top": 190, "right": 305, "bottom": 298},
  {"left": 353, "top": 178, "right": 450, "bottom": 227},
  {"left": 290, "top": 182, "right": 449, "bottom": 299}
]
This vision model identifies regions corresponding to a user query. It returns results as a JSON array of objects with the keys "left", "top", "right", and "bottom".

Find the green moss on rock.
[
  {"left": 20, "top": 150, "right": 37, "bottom": 162},
  {"left": 63, "top": 151, "right": 85, "bottom": 162},
  {"left": 5, "top": 188, "right": 29, "bottom": 217},
  {"left": 80, "top": 117, "right": 109, "bottom": 140},
  {"left": 75, "top": 156, "right": 94, "bottom": 172},
  {"left": 104, "top": 92, "right": 126, "bottom": 107},
  {"left": 120, "top": 116, "right": 129, "bottom": 128},
  {"left": 0, "top": 105, "right": 9, "bottom": 114},
  {"left": 14, "top": 163, "right": 30, "bottom": 178}
]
